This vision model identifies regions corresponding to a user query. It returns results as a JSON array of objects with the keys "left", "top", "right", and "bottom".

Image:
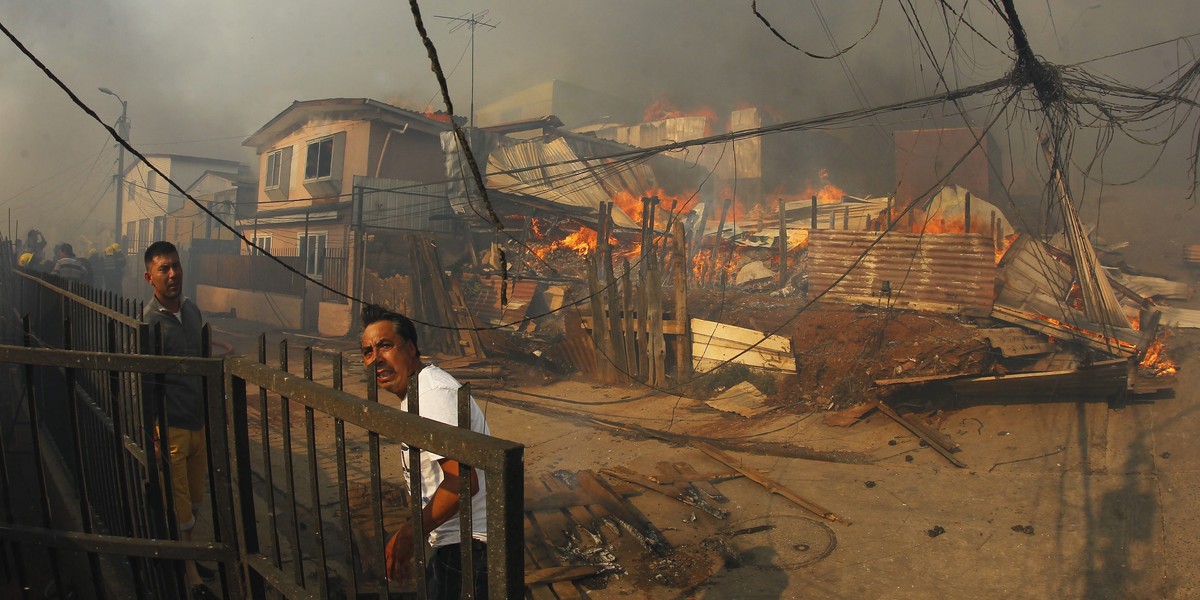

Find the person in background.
[
  {"left": 51, "top": 242, "right": 92, "bottom": 284},
  {"left": 361, "top": 304, "right": 491, "bottom": 599},
  {"left": 87, "top": 247, "right": 104, "bottom": 288},
  {"left": 142, "top": 240, "right": 213, "bottom": 594},
  {"left": 103, "top": 243, "right": 126, "bottom": 294}
]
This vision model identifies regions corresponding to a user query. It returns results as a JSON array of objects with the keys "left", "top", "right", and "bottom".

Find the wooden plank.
[
  {"left": 874, "top": 372, "right": 974, "bottom": 386},
  {"left": 622, "top": 259, "right": 638, "bottom": 379},
  {"left": 600, "top": 467, "right": 729, "bottom": 519},
  {"left": 692, "top": 335, "right": 794, "bottom": 359},
  {"left": 525, "top": 513, "right": 579, "bottom": 600},
  {"left": 690, "top": 318, "right": 791, "bottom": 354},
  {"left": 672, "top": 221, "right": 693, "bottom": 378},
  {"left": 990, "top": 304, "right": 1138, "bottom": 357},
  {"left": 637, "top": 269, "right": 650, "bottom": 380},
  {"left": 575, "top": 470, "right": 669, "bottom": 554},
  {"left": 648, "top": 258, "right": 666, "bottom": 386},
  {"left": 582, "top": 315, "right": 686, "bottom": 336},
  {"left": 526, "top": 565, "right": 608, "bottom": 586},
  {"left": 692, "top": 344, "right": 796, "bottom": 372},
  {"left": 692, "top": 442, "right": 849, "bottom": 525},
  {"left": 602, "top": 205, "right": 627, "bottom": 377},
  {"left": 668, "top": 462, "right": 727, "bottom": 503},
  {"left": 587, "top": 254, "right": 615, "bottom": 383},
  {"left": 530, "top": 476, "right": 585, "bottom": 599},
  {"left": 447, "top": 277, "right": 485, "bottom": 358},
  {"left": 876, "top": 403, "right": 966, "bottom": 468}
]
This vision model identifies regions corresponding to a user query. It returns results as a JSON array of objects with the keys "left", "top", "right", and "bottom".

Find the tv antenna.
[{"left": 434, "top": 11, "right": 498, "bottom": 127}]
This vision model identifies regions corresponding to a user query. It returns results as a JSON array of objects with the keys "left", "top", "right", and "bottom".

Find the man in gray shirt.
[{"left": 142, "top": 240, "right": 210, "bottom": 591}]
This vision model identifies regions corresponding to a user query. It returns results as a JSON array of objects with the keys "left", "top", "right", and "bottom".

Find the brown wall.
[{"left": 894, "top": 128, "right": 999, "bottom": 208}]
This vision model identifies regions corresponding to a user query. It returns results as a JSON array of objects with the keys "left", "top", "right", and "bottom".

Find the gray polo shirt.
[{"left": 143, "top": 296, "right": 207, "bottom": 430}]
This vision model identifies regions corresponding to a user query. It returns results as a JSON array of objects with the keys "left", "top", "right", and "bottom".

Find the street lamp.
[{"left": 99, "top": 87, "right": 129, "bottom": 248}]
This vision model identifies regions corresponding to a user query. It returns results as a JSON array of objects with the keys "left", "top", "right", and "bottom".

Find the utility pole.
[
  {"left": 434, "top": 11, "right": 497, "bottom": 126},
  {"left": 99, "top": 87, "right": 129, "bottom": 247}
]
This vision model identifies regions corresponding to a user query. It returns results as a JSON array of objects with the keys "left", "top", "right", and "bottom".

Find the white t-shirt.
[{"left": 399, "top": 364, "right": 490, "bottom": 548}]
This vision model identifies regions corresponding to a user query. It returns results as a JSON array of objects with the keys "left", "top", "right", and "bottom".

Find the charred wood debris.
[{"left": 375, "top": 185, "right": 1186, "bottom": 592}]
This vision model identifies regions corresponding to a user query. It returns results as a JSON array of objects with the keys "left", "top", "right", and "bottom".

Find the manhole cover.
[{"left": 723, "top": 513, "right": 837, "bottom": 569}]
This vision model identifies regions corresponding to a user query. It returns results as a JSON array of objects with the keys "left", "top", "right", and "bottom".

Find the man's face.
[
  {"left": 361, "top": 320, "right": 420, "bottom": 397},
  {"left": 145, "top": 252, "right": 183, "bottom": 303}
]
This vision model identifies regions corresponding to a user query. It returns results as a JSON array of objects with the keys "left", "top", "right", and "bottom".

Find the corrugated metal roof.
[
  {"left": 807, "top": 230, "right": 995, "bottom": 315},
  {"left": 991, "top": 235, "right": 1140, "bottom": 354},
  {"left": 464, "top": 275, "right": 540, "bottom": 326},
  {"left": 1159, "top": 306, "right": 1200, "bottom": 329},
  {"left": 444, "top": 130, "right": 662, "bottom": 229},
  {"left": 352, "top": 176, "right": 455, "bottom": 233}
]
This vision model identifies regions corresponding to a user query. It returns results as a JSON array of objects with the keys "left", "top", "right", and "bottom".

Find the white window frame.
[
  {"left": 304, "top": 136, "right": 335, "bottom": 181},
  {"left": 299, "top": 231, "right": 327, "bottom": 278},
  {"left": 251, "top": 234, "right": 272, "bottom": 256},
  {"left": 265, "top": 149, "right": 284, "bottom": 190}
]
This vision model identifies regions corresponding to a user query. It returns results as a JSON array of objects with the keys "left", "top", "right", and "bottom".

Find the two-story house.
[
  {"left": 223, "top": 98, "right": 458, "bottom": 334},
  {"left": 121, "top": 153, "right": 245, "bottom": 253}
]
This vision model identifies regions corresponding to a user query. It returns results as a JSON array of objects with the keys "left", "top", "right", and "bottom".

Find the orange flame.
[
  {"left": 642, "top": 97, "right": 719, "bottom": 134},
  {"left": 801, "top": 169, "right": 846, "bottom": 205},
  {"left": 996, "top": 233, "right": 1019, "bottom": 264},
  {"left": 611, "top": 188, "right": 698, "bottom": 227},
  {"left": 1139, "top": 334, "right": 1177, "bottom": 377},
  {"left": 530, "top": 225, "right": 602, "bottom": 259}
]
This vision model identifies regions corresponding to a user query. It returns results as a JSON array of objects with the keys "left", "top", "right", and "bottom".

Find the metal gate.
[{"left": 0, "top": 255, "right": 524, "bottom": 599}]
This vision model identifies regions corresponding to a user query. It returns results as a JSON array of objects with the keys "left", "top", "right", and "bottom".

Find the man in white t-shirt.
[{"left": 360, "top": 304, "right": 490, "bottom": 599}]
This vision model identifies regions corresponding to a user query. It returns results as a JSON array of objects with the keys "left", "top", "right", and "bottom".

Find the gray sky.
[{"left": 1, "top": 0, "right": 1197, "bottom": 245}]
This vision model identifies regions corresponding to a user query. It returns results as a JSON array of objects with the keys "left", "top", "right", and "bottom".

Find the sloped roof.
[
  {"left": 243, "top": 98, "right": 458, "bottom": 151},
  {"left": 442, "top": 124, "right": 713, "bottom": 230}
]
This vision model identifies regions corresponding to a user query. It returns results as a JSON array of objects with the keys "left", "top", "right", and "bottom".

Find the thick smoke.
[{"left": 1, "top": 0, "right": 1196, "bottom": 245}]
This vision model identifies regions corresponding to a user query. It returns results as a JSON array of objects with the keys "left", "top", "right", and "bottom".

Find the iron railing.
[
  {"left": 226, "top": 338, "right": 525, "bottom": 598},
  {"left": 0, "top": 259, "right": 526, "bottom": 599}
]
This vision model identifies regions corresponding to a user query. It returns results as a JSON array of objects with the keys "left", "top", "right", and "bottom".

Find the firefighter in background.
[{"left": 103, "top": 243, "right": 126, "bottom": 295}]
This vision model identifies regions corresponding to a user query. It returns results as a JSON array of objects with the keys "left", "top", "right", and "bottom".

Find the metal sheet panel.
[
  {"left": 352, "top": 176, "right": 455, "bottom": 233},
  {"left": 1159, "top": 306, "right": 1200, "bottom": 329},
  {"left": 807, "top": 230, "right": 995, "bottom": 315},
  {"left": 464, "top": 276, "right": 540, "bottom": 326}
]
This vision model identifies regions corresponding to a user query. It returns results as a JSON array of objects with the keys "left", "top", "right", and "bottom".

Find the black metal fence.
[{"left": 0, "top": 257, "right": 525, "bottom": 599}]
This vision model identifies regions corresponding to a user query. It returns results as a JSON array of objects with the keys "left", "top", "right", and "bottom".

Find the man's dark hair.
[
  {"left": 361, "top": 304, "right": 420, "bottom": 356},
  {"left": 58, "top": 242, "right": 74, "bottom": 257},
  {"left": 144, "top": 241, "right": 179, "bottom": 268}
]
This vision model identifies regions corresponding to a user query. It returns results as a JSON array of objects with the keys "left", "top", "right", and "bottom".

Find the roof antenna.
[{"left": 434, "top": 11, "right": 498, "bottom": 128}]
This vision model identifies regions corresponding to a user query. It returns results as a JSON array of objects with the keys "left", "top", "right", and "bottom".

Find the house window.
[
  {"left": 251, "top": 234, "right": 272, "bottom": 256},
  {"left": 304, "top": 137, "right": 335, "bottom": 181},
  {"left": 265, "top": 149, "right": 284, "bottom": 190},
  {"left": 127, "top": 180, "right": 136, "bottom": 202},
  {"left": 137, "top": 219, "right": 150, "bottom": 251},
  {"left": 147, "top": 171, "right": 157, "bottom": 193},
  {"left": 299, "top": 232, "right": 327, "bottom": 278}
]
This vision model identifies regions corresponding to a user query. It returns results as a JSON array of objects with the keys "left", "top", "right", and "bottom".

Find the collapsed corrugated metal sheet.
[
  {"left": 1106, "top": 269, "right": 1192, "bottom": 300},
  {"left": 806, "top": 230, "right": 995, "bottom": 315},
  {"left": 465, "top": 275, "right": 540, "bottom": 326},
  {"left": 443, "top": 130, "right": 651, "bottom": 228},
  {"left": 992, "top": 235, "right": 1140, "bottom": 355},
  {"left": 352, "top": 176, "right": 454, "bottom": 233},
  {"left": 1159, "top": 306, "right": 1200, "bottom": 329},
  {"left": 486, "top": 137, "right": 642, "bottom": 229}
]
